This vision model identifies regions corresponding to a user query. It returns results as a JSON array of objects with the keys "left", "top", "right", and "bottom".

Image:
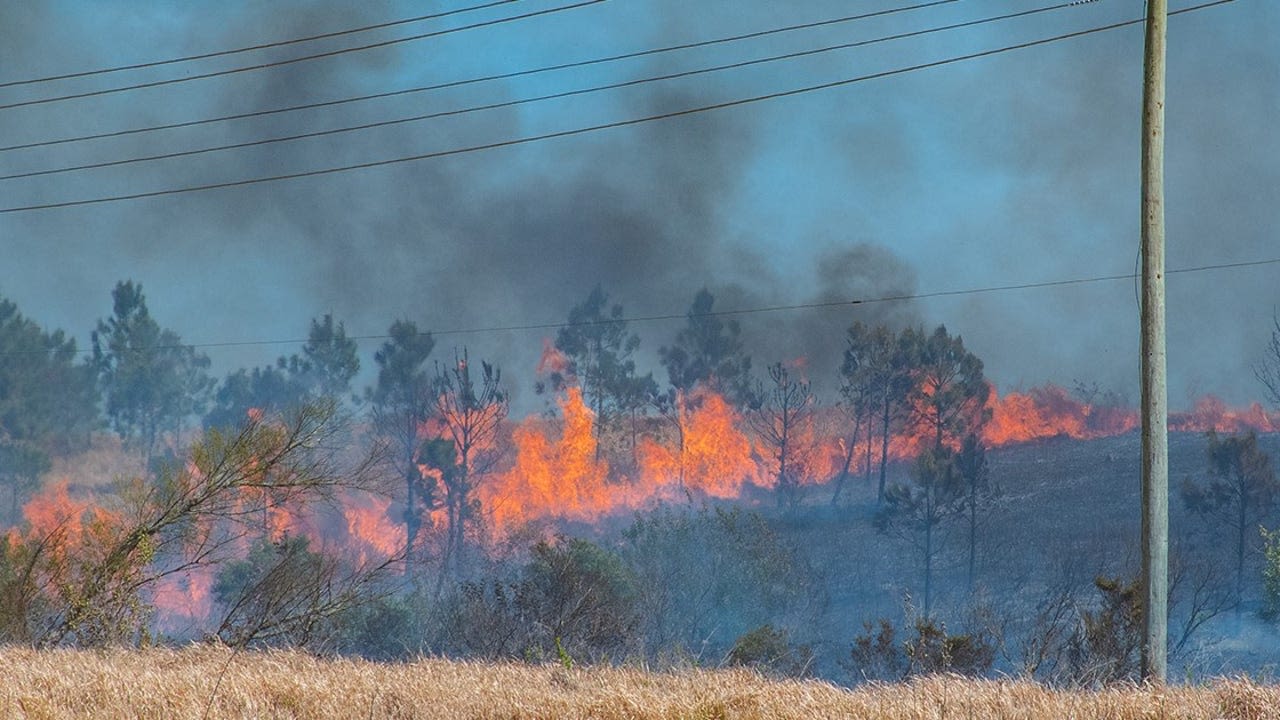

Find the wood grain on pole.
[{"left": 1140, "top": 0, "right": 1168, "bottom": 684}]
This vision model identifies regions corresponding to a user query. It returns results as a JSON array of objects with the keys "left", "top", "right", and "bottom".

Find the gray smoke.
[{"left": 0, "top": 1, "right": 1274, "bottom": 414}]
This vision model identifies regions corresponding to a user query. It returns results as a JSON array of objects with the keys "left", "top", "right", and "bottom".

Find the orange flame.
[
  {"left": 1170, "top": 396, "right": 1277, "bottom": 434},
  {"left": 637, "top": 390, "right": 761, "bottom": 497},
  {"left": 481, "top": 387, "right": 620, "bottom": 529},
  {"left": 983, "top": 385, "right": 1139, "bottom": 446},
  {"left": 151, "top": 568, "right": 215, "bottom": 625},
  {"left": 342, "top": 493, "right": 404, "bottom": 565},
  {"left": 536, "top": 338, "right": 571, "bottom": 377}
]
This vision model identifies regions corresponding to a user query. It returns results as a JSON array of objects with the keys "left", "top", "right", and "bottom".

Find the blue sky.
[{"left": 0, "top": 0, "right": 1275, "bottom": 412}]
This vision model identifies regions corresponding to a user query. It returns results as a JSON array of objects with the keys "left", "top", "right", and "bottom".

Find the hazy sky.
[{"left": 0, "top": 0, "right": 1275, "bottom": 412}]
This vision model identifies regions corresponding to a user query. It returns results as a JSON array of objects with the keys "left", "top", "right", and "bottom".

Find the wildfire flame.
[
  {"left": 637, "top": 390, "right": 762, "bottom": 497},
  {"left": 481, "top": 387, "right": 619, "bottom": 529},
  {"left": 983, "top": 385, "right": 1140, "bottom": 446},
  {"left": 342, "top": 493, "right": 404, "bottom": 565},
  {"left": 5, "top": 361, "right": 1278, "bottom": 634},
  {"left": 1170, "top": 396, "right": 1277, "bottom": 434},
  {"left": 536, "top": 338, "right": 571, "bottom": 377}
]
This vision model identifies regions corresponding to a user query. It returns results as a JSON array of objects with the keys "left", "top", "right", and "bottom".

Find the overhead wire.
[
  {"left": 0, "top": 0, "right": 1238, "bottom": 215},
  {"left": 0, "top": 0, "right": 520, "bottom": 90},
  {"left": 0, "top": 0, "right": 1100, "bottom": 182},
  {"left": 0, "top": 0, "right": 962, "bottom": 154},
  {"left": 0, "top": 0, "right": 609, "bottom": 112},
  {"left": 4, "top": 256, "right": 1276, "bottom": 358}
]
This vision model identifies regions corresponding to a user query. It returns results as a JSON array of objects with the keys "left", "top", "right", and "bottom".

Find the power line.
[
  {"left": 0, "top": 0, "right": 1235, "bottom": 215},
  {"left": 1, "top": 0, "right": 1094, "bottom": 182},
  {"left": 0, "top": 0, "right": 608, "bottom": 113},
  {"left": 0, "top": 0, "right": 519, "bottom": 90},
  {"left": 7, "top": 255, "right": 1277, "bottom": 359},
  {"left": 0, "top": 0, "right": 961, "bottom": 155}
]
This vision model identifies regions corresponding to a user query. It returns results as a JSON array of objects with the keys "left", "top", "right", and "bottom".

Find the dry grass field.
[{"left": 0, "top": 646, "right": 1277, "bottom": 720}]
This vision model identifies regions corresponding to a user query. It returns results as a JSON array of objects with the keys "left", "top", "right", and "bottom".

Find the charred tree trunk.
[
  {"left": 832, "top": 412, "right": 862, "bottom": 506},
  {"left": 404, "top": 466, "right": 421, "bottom": 577},
  {"left": 776, "top": 419, "right": 790, "bottom": 508},
  {"left": 831, "top": 437, "right": 855, "bottom": 507},
  {"left": 864, "top": 411, "right": 874, "bottom": 486},
  {"left": 968, "top": 485, "right": 977, "bottom": 590},
  {"left": 1237, "top": 486, "right": 1247, "bottom": 612},
  {"left": 924, "top": 485, "right": 934, "bottom": 619},
  {"left": 878, "top": 394, "right": 891, "bottom": 504}
]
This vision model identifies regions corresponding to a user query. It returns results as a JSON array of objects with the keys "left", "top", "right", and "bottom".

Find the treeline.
[
  {"left": 1, "top": 280, "right": 995, "bottom": 520},
  {"left": 2, "top": 280, "right": 1279, "bottom": 686}
]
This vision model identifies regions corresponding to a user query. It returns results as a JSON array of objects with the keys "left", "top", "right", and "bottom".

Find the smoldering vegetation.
[
  {"left": 2, "top": 0, "right": 1279, "bottom": 697},
  {"left": 2, "top": 278, "right": 1280, "bottom": 689}
]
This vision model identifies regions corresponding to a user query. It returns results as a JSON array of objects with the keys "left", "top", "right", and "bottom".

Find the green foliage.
[
  {"left": 521, "top": 535, "right": 639, "bottom": 662},
  {"left": 442, "top": 578, "right": 527, "bottom": 660},
  {"left": 0, "top": 402, "right": 390, "bottom": 649},
  {"left": 213, "top": 535, "right": 329, "bottom": 647},
  {"left": 726, "top": 624, "right": 812, "bottom": 677},
  {"left": 431, "top": 348, "right": 508, "bottom": 578},
  {"left": 659, "top": 289, "right": 752, "bottom": 402},
  {"left": 366, "top": 320, "right": 437, "bottom": 562},
  {"left": 545, "top": 286, "right": 655, "bottom": 445},
  {"left": 622, "top": 506, "right": 821, "bottom": 664},
  {"left": 0, "top": 532, "right": 43, "bottom": 644},
  {"left": 206, "top": 313, "right": 364, "bottom": 430},
  {"left": 1261, "top": 526, "right": 1280, "bottom": 622},
  {"left": 902, "top": 618, "right": 994, "bottom": 677},
  {"left": 438, "top": 536, "right": 639, "bottom": 663},
  {"left": 1068, "top": 576, "right": 1143, "bottom": 685},
  {"left": 0, "top": 296, "right": 98, "bottom": 455},
  {"left": 203, "top": 363, "right": 307, "bottom": 430},
  {"left": 92, "top": 281, "right": 213, "bottom": 460},
  {"left": 1, "top": 490, "right": 151, "bottom": 647},
  {"left": 840, "top": 323, "right": 921, "bottom": 503},
  {"left": 849, "top": 616, "right": 993, "bottom": 682},
  {"left": 876, "top": 447, "right": 967, "bottom": 617},
  {"left": 849, "top": 620, "right": 904, "bottom": 681},
  {"left": 907, "top": 325, "right": 990, "bottom": 449},
  {"left": 555, "top": 635, "right": 574, "bottom": 670},
  {"left": 296, "top": 314, "right": 360, "bottom": 401}
]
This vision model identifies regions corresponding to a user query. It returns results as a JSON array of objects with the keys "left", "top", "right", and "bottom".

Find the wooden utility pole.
[{"left": 1140, "top": 0, "right": 1168, "bottom": 684}]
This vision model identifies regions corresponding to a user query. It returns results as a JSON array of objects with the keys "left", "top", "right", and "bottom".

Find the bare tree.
[
  {"left": 1256, "top": 312, "right": 1280, "bottom": 410},
  {"left": 1180, "top": 430, "right": 1278, "bottom": 610},
  {"left": 429, "top": 349, "right": 508, "bottom": 581},
  {"left": 747, "top": 363, "right": 815, "bottom": 508},
  {"left": 0, "top": 401, "right": 398, "bottom": 648},
  {"left": 1168, "top": 543, "right": 1234, "bottom": 657}
]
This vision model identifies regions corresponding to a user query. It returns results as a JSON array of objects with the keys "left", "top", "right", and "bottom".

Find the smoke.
[
  {"left": 0, "top": 1, "right": 1274, "bottom": 413},
  {"left": 909, "top": 3, "right": 1280, "bottom": 407}
]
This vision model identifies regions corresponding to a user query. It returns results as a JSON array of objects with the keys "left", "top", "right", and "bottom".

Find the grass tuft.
[{"left": 0, "top": 646, "right": 1278, "bottom": 719}]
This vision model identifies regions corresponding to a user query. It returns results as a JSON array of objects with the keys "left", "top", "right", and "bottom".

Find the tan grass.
[{"left": 0, "top": 646, "right": 1276, "bottom": 719}]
